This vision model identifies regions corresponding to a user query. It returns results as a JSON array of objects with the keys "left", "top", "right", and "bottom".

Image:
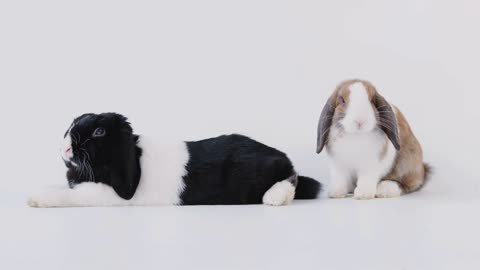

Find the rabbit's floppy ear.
[
  {"left": 108, "top": 116, "right": 141, "bottom": 200},
  {"left": 374, "top": 93, "right": 401, "bottom": 151},
  {"left": 316, "top": 95, "right": 336, "bottom": 154}
]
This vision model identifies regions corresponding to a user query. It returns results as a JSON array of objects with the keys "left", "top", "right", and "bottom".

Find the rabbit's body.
[
  {"left": 181, "top": 134, "right": 300, "bottom": 205},
  {"left": 131, "top": 137, "right": 189, "bottom": 206},
  {"left": 326, "top": 105, "right": 404, "bottom": 199},
  {"left": 136, "top": 134, "right": 316, "bottom": 206},
  {"left": 327, "top": 126, "right": 397, "bottom": 172},
  {"left": 29, "top": 113, "right": 321, "bottom": 207},
  {"left": 381, "top": 107, "right": 431, "bottom": 195},
  {"left": 327, "top": 126, "right": 396, "bottom": 198},
  {"left": 317, "top": 80, "right": 430, "bottom": 200}
]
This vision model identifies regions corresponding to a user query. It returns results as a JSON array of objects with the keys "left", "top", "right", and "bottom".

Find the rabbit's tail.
[{"left": 295, "top": 176, "right": 322, "bottom": 200}]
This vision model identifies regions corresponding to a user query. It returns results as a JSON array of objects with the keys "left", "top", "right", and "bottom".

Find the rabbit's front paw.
[
  {"left": 328, "top": 190, "right": 348, "bottom": 199},
  {"left": 353, "top": 185, "right": 376, "bottom": 200},
  {"left": 28, "top": 190, "right": 68, "bottom": 208}
]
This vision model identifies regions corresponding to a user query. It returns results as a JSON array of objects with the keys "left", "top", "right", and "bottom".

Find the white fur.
[
  {"left": 327, "top": 83, "right": 398, "bottom": 200},
  {"left": 327, "top": 162, "right": 354, "bottom": 199},
  {"left": 28, "top": 183, "right": 128, "bottom": 207},
  {"left": 29, "top": 135, "right": 190, "bottom": 207},
  {"left": 341, "top": 83, "right": 377, "bottom": 133},
  {"left": 376, "top": 180, "right": 402, "bottom": 198},
  {"left": 262, "top": 180, "right": 296, "bottom": 206},
  {"left": 130, "top": 136, "right": 189, "bottom": 205}
]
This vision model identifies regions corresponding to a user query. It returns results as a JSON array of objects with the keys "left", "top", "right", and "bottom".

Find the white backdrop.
[{"left": 0, "top": 0, "right": 478, "bottom": 197}]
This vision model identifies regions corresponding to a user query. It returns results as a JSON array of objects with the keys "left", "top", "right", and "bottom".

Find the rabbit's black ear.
[
  {"left": 108, "top": 119, "right": 141, "bottom": 200},
  {"left": 316, "top": 95, "right": 336, "bottom": 154},
  {"left": 374, "top": 93, "right": 401, "bottom": 151}
]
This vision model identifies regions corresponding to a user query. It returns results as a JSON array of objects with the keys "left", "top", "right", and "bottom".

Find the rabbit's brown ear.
[
  {"left": 316, "top": 95, "right": 336, "bottom": 154},
  {"left": 374, "top": 94, "right": 401, "bottom": 151}
]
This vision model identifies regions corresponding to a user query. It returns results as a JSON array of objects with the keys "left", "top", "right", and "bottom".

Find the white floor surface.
[{"left": 1, "top": 190, "right": 479, "bottom": 270}]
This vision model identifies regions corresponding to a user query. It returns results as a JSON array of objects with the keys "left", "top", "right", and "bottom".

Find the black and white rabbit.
[{"left": 28, "top": 113, "right": 321, "bottom": 207}]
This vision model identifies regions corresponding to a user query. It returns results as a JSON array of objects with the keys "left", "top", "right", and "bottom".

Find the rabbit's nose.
[{"left": 355, "top": 120, "right": 365, "bottom": 129}]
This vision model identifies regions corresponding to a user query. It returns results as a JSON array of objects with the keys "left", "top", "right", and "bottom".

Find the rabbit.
[
  {"left": 28, "top": 113, "right": 322, "bottom": 207},
  {"left": 316, "top": 79, "right": 431, "bottom": 200}
]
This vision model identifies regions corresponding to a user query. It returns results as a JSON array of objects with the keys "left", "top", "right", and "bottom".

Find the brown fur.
[
  {"left": 378, "top": 136, "right": 389, "bottom": 161},
  {"left": 382, "top": 107, "right": 429, "bottom": 193},
  {"left": 361, "top": 80, "right": 377, "bottom": 100}
]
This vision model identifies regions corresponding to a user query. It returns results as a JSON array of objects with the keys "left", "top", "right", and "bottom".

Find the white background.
[{"left": 1, "top": 1, "right": 479, "bottom": 269}]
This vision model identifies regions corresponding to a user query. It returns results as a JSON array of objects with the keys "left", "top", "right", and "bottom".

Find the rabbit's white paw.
[
  {"left": 28, "top": 190, "right": 68, "bottom": 208},
  {"left": 328, "top": 190, "right": 348, "bottom": 199},
  {"left": 353, "top": 185, "right": 376, "bottom": 200},
  {"left": 376, "top": 180, "right": 402, "bottom": 198},
  {"left": 263, "top": 181, "right": 295, "bottom": 206}
]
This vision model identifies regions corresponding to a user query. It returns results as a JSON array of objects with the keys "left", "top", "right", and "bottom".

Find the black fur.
[
  {"left": 295, "top": 176, "right": 322, "bottom": 199},
  {"left": 64, "top": 113, "right": 142, "bottom": 200},
  {"left": 64, "top": 113, "right": 321, "bottom": 204},
  {"left": 180, "top": 134, "right": 321, "bottom": 205}
]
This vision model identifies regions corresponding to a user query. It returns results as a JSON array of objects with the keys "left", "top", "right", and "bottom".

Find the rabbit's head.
[
  {"left": 61, "top": 113, "right": 142, "bottom": 200},
  {"left": 316, "top": 79, "right": 400, "bottom": 154}
]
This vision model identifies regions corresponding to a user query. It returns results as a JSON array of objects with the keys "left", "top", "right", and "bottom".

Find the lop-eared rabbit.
[
  {"left": 29, "top": 113, "right": 321, "bottom": 207},
  {"left": 317, "top": 79, "right": 431, "bottom": 200}
]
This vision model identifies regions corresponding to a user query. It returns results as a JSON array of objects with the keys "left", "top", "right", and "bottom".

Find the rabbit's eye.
[
  {"left": 92, "top": 127, "right": 106, "bottom": 137},
  {"left": 339, "top": 96, "right": 346, "bottom": 104}
]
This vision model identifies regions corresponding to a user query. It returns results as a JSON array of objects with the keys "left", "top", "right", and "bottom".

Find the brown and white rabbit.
[{"left": 316, "top": 79, "right": 431, "bottom": 200}]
